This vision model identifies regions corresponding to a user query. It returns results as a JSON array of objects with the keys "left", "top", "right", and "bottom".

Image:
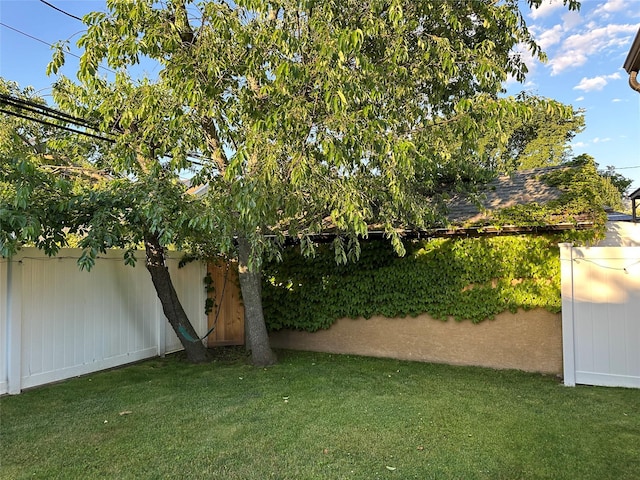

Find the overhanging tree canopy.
[
  {"left": 41, "top": 0, "right": 581, "bottom": 365},
  {"left": 1, "top": 78, "right": 214, "bottom": 363},
  {"left": 0, "top": 79, "right": 99, "bottom": 258}
]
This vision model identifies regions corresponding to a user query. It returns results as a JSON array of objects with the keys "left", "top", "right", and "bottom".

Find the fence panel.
[
  {"left": 0, "top": 259, "right": 8, "bottom": 394},
  {"left": 561, "top": 244, "right": 640, "bottom": 388},
  {"left": 1, "top": 248, "right": 206, "bottom": 394}
]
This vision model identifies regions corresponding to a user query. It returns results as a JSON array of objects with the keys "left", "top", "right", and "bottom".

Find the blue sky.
[
  {"left": 504, "top": 0, "right": 640, "bottom": 193},
  {"left": 2, "top": 0, "right": 640, "bottom": 191}
]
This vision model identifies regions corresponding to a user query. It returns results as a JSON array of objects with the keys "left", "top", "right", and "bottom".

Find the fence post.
[
  {"left": 559, "top": 243, "right": 576, "bottom": 387},
  {"left": 7, "top": 259, "right": 22, "bottom": 394}
]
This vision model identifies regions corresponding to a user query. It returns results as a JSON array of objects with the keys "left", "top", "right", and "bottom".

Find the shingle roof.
[
  {"left": 445, "top": 166, "right": 566, "bottom": 225},
  {"left": 186, "top": 165, "right": 597, "bottom": 241}
]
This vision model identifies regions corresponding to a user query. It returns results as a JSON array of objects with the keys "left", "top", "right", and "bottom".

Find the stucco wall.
[{"left": 270, "top": 309, "right": 562, "bottom": 374}]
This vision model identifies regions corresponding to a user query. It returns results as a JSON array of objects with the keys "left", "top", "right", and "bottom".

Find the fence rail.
[{"left": 0, "top": 248, "right": 207, "bottom": 394}]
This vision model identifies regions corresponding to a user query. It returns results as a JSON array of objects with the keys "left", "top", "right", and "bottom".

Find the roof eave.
[
  {"left": 623, "top": 28, "right": 640, "bottom": 73},
  {"left": 629, "top": 187, "right": 640, "bottom": 201},
  {"left": 271, "top": 223, "right": 595, "bottom": 244}
]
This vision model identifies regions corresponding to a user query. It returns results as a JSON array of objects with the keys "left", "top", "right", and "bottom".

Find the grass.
[{"left": 1, "top": 349, "right": 639, "bottom": 479}]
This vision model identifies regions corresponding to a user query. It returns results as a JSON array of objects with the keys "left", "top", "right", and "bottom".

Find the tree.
[
  {"left": 478, "top": 92, "right": 584, "bottom": 174},
  {"left": 600, "top": 164, "right": 633, "bottom": 197},
  {"left": 46, "top": 0, "right": 579, "bottom": 366},
  {"left": 568, "top": 154, "right": 630, "bottom": 211},
  {"left": 1, "top": 79, "right": 95, "bottom": 258},
  {"left": 473, "top": 92, "right": 631, "bottom": 200},
  {"left": 475, "top": 91, "right": 631, "bottom": 200},
  {"left": 1, "top": 78, "right": 212, "bottom": 363}
]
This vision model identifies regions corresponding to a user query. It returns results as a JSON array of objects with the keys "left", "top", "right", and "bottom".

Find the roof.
[
  {"left": 607, "top": 211, "right": 634, "bottom": 222},
  {"left": 629, "top": 187, "right": 640, "bottom": 201},
  {"left": 623, "top": 28, "right": 640, "bottom": 73},
  {"left": 445, "top": 166, "right": 566, "bottom": 224},
  {"left": 309, "top": 165, "right": 593, "bottom": 242},
  {"left": 187, "top": 165, "right": 597, "bottom": 243},
  {"left": 628, "top": 187, "right": 640, "bottom": 222}
]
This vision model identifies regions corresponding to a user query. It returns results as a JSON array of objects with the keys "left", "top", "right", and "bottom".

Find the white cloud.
[
  {"left": 592, "top": 137, "right": 612, "bottom": 143},
  {"left": 511, "top": 79, "right": 538, "bottom": 91},
  {"left": 574, "top": 73, "right": 621, "bottom": 92},
  {"left": 530, "top": 0, "right": 567, "bottom": 20},
  {"left": 549, "top": 51, "right": 588, "bottom": 74},
  {"left": 575, "top": 77, "right": 607, "bottom": 91},
  {"left": 537, "top": 24, "right": 564, "bottom": 50},
  {"left": 561, "top": 10, "right": 582, "bottom": 30},
  {"left": 593, "top": 0, "right": 627, "bottom": 16},
  {"left": 575, "top": 96, "right": 585, "bottom": 101},
  {"left": 573, "top": 141, "right": 588, "bottom": 148},
  {"left": 549, "top": 23, "right": 640, "bottom": 75},
  {"left": 612, "top": 98, "right": 623, "bottom": 102},
  {"left": 529, "top": 7, "right": 581, "bottom": 53}
]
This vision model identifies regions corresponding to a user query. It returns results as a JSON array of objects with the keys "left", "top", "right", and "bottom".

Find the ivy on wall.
[
  {"left": 261, "top": 158, "right": 612, "bottom": 332},
  {"left": 262, "top": 234, "right": 578, "bottom": 332}
]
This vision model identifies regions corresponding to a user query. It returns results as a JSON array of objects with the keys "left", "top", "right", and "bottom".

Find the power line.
[
  {"left": 0, "top": 107, "right": 113, "bottom": 142},
  {"left": 38, "top": 0, "right": 83, "bottom": 22},
  {"left": 0, "top": 22, "right": 115, "bottom": 74},
  {"left": 0, "top": 93, "right": 114, "bottom": 143},
  {"left": 6, "top": 90, "right": 632, "bottom": 176},
  {"left": 0, "top": 94, "right": 97, "bottom": 130},
  {"left": 613, "top": 165, "right": 640, "bottom": 170},
  {"left": 0, "top": 21, "right": 59, "bottom": 49},
  {"left": 0, "top": 93, "right": 113, "bottom": 139},
  {"left": 1, "top": 95, "right": 210, "bottom": 168}
]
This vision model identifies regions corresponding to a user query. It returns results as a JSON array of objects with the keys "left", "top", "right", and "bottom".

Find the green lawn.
[{"left": 1, "top": 349, "right": 639, "bottom": 479}]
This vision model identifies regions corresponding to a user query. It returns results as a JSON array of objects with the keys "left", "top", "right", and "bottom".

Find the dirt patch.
[{"left": 206, "top": 345, "right": 249, "bottom": 363}]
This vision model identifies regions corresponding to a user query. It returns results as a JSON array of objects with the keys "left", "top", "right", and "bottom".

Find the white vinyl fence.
[
  {"left": 561, "top": 243, "right": 640, "bottom": 388},
  {"left": 0, "top": 257, "right": 8, "bottom": 395},
  {"left": 0, "top": 248, "right": 207, "bottom": 395}
]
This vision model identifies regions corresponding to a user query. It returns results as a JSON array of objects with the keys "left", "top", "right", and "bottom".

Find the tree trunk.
[
  {"left": 144, "top": 233, "right": 210, "bottom": 363},
  {"left": 237, "top": 236, "right": 277, "bottom": 366}
]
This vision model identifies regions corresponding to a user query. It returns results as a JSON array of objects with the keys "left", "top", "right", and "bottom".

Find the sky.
[{"left": 1, "top": 0, "right": 640, "bottom": 191}]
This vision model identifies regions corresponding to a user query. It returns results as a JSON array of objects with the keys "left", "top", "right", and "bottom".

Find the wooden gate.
[
  {"left": 561, "top": 244, "right": 640, "bottom": 388},
  {"left": 206, "top": 261, "right": 245, "bottom": 347}
]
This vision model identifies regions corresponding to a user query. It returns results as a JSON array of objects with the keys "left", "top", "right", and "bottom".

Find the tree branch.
[
  {"left": 42, "top": 164, "right": 111, "bottom": 181},
  {"left": 200, "top": 115, "right": 229, "bottom": 175}
]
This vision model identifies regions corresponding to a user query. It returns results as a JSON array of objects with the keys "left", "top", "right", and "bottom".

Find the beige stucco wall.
[{"left": 269, "top": 309, "right": 562, "bottom": 374}]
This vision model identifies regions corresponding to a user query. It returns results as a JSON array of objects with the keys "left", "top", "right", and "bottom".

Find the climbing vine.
[
  {"left": 482, "top": 157, "right": 619, "bottom": 236},
  {"left": 262, "top": 233, "right": 584, "bottom": 332},
  {"left": 261, "top": 158, "right": 612, "bottom": 332}
]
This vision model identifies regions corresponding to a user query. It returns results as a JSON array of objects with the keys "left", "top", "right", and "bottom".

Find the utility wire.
[
  {"left": 0, "top": 107, "right": 113, "bottom": 142},
  {"left": 0, "top": 93, "right": 113, "bottom": 142},
  {"left": 0, "top": 21, "right": 83, "bottom": 60},
  {"left": 5, "top": 91, "right": 632, "bottom": 176},
  {"left": 38, "top": 0, "right": 83, "bottom": 22},
  {"left": 0, "top": 94, "right": 97, "bottom": 130},
  {"left": 0, "top": 22, "right": 115, "bottom": 74},
  {"left": 2, "top": 102, "right": 208, "bottom": 167},
  {"left": 1, "top": 96, "right": 210, "bottom": 167}
]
